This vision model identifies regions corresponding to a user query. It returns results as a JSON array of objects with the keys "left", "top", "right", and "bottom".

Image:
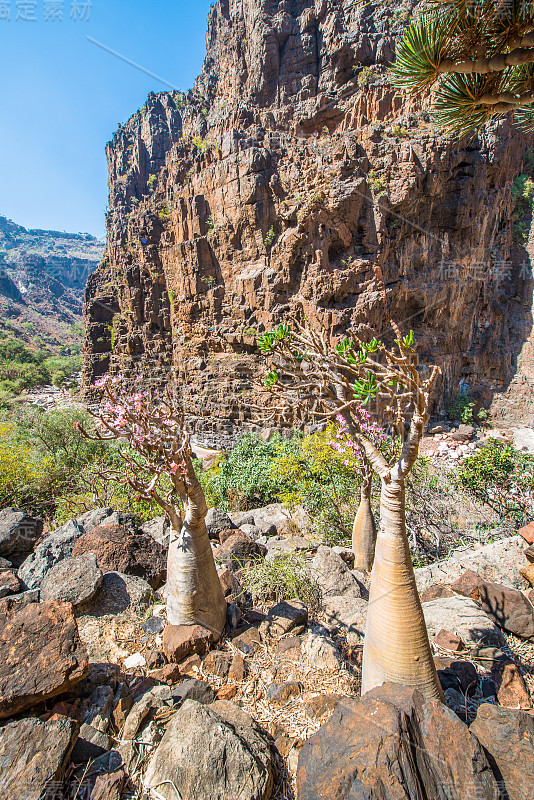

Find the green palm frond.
[
  {"left": 514, "top": 105, "right": 534, "bottom": 131},
  {"left": 432, "top": 73, "right": 502, "bottom": 136},
  {"left": 390, "top": 17, "right": 451, "bottom": 92}
]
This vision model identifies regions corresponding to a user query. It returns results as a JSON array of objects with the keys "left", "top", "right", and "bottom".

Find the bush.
[
  {"left": 199, "top": 427, "right": 393, "bottom": 546},
  {"left": 0, "top": 406, "right": 164, "bottom": 521},
  {"left": 0, "top": 419, "right": 51, "bottom": 510},
  {"left": 200, "top": 432, "right": 303, "bottom": 510},
  {"left": 357, "top": 66, "right": 377, "bottom": 89},
  {"left": 237, "top": 552, "right": 322, "bottom": 611},
  {"left": 447, "top": 390, "right": 475, "bottom": 424},
  {"left": 0, "top": 336, "right": 81, "bottom": 393},
  {"left": 264, "top": 226, "right": 276, "bottom": 250},
  {"left": 511, "top": 173, "right": 534, "bottom": 243},
  {"left": 456, "top": 439, "right": 534, "bottom": 525}
]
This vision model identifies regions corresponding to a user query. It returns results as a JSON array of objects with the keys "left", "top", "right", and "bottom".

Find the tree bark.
[
  {"left": 361, "top": 477, "right": 444, "bottom": 701},
  {"left": 166, "top": 463, "right": 227, "bottom": 638},
  {"left": 352, "top": 483, "right": 377, "bottom": 572}
]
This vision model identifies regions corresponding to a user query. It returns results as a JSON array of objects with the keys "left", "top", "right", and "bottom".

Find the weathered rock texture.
[
  {"left": 82, "top": 0, "right": 534, "bottom": 442},
  {"left": 297, "top": 682, "right": 500, "bottom": 799},
  {"left": 0, "top": 716, "right": 78, "bottom": 800},
  {"left": 0, "top": 600, "right": 88, "bottom": 718}
]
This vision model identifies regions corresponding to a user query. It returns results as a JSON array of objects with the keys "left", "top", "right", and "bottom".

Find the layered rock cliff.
[{"left": 82, "top": 0, "right": 534, "bottom": 444}]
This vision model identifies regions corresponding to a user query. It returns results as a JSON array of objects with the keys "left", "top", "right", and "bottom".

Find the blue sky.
[{"left": 0, "top": 0, "right": 213, "bottom": 238}]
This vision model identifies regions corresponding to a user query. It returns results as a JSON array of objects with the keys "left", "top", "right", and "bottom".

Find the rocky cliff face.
[{"left": 83, "top": 0, "right": 534, "bottom": 444}]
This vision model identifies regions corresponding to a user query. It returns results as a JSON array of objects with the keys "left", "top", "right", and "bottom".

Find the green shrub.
[
  {"left": 147, "top": 174, "right": 157, "bottom": 191},
  {"left": 264, "top": 226, "right": 276, "bottom": 250},
  {"left": 367, "top": 169, "right": 386, "bottom": 196},
  {"left": 192, "top": 135, "right": 208, "bottom": 153},
  {"left": 0, "top": 337, "right": 81, "bottom": 393},
  {"left": 357, "top": 66, "right": 378, "bottom": 88},
  {"left": 237, "top": 552, "right": 322, "bottom": 611},
  {"left": 199, "top": 427, "right": 389, "bottom": 546},
  {"left": 456, "top": 439, "right": 534, "bottom": 525},
  {"left": 0, "top": 405, "right": 170, "bottom": 521},
  {"left": 200, "top": 432, "right": 303, "bottom": 510},
  {"left": 447, "top": 390, "right": 475, "bottom": 424}
]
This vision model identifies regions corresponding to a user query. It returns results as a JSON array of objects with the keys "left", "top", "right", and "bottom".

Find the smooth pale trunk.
[
  {"left": 166, "top": 479, "right": 227, "bottom": 638},
  {"left": 352, "top": 485, "right": 377, "bottom": 572},
  {"left": 361, "top": 478, "right": 444, "bottom": 701}
]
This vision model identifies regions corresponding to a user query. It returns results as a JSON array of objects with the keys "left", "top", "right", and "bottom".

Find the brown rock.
[
  {"left": 232, "top": 625, "right": 262, "bottom": 655},
  {"left": 214, "top": 531, "right": 267, "bottom": 569},
  {"left": 267, "top": 681, "right": 303, "bottom": 707},
  {"left": 71, "top": 523, "right": 166, "bottom": 589},
  {"left": 297, "top": 683, "right": 499, "bottom": 800},
  {"left": 243, "top": 608, "right": 267, "bottom": 626},
  {"left": 520, "top": 563, "right": 534, "bottom": 588},
  {"left": 491, "top": 662, "right": 532, "bottom": 710},
  {"left": 217, "top": 567, "right": 243, "bottom": 601},
  {"left": 145, "top": 649, "right": 166, "bottom": 669},
  {"left": 228, "top": 652, "right": 245, "bottom": 683},
  {"left": 275, "top": 734, "right": 302, "bottom": 757},
  {"left": 151, "top": 663, "right": 183, "bottom": 685},
  {"left": 470, "top": 703, "right": 534, "bottom": 800},
  {"left": 450, "top": 569, "right": 483, "bottom": 600},
  {"left": 217, "top": 685, "right": 237, "bottom": 700},
  {"left": 89, "top": 769, "right": 126, "bottom": 800},
  {"left": 518, "top": 521, "right": 534, "bottom": 544},
  {"left": 478, "top": 580, "right": 534, "bottom": 640},
  {"left": 434, "top": 629, "right": 465, "bottom": 652},
  {"left": 0, "top": 568, "right": 20, "bottom": 598},
  {"left": 219, "top": 528, "right": 243, "bottom": 544},
  {"left": 305, "top": 693, "right": 343, "bottom": 719},
  {"left": 178, "top": 653, "right": 202, "bottom": 676},
  {"left": 419, "top": 584, "right": 454, "bottom": 602},
  {"left": 0, "top": 716, "right": 78, "bottom": 800},
  {"left": 162, "top": 624, "right": 214, "bottom": 663},
  {"left": 112, "top": 682, "right": 133, "bottom": 730},
  {"left": 259, "top": 599, "right": 308, "bottom": 639},
  {"left": 525, "top": 544, "right": 534, "bottom": 563},
  {"left": 0, "top": 600, "right": 88, "bottom": 719},
  {"left": 49, "top": 700, "right": 81, "bottom": 722},
  {"left": 277, "top": 636, "right": 302, "bottom": 660},
  {"left": 202, "top": 650, "right": 232, "bottom": 678}
]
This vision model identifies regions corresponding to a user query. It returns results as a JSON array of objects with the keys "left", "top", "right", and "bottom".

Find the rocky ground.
[{"left": 0, "top": 502, "right": 534, "bottom": 799}]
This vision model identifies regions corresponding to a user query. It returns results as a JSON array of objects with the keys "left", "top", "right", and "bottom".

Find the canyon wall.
[{"left": 82, "top": 0, "right": 534, "bottom": 445}]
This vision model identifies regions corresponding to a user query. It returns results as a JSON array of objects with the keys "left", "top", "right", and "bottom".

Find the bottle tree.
[
  {"left": 257, "top": 318, "right": 445, "bottom": 701},
  {"left": 76, "top": 377, "right": 227, "bottom": 638}
]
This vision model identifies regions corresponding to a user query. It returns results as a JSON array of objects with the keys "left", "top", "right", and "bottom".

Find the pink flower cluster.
[
  {"left": 330, "top": 411, "right": 388, "bottom": 471},
  {"left": 91, "top": 375, "right": 188, "bottom": 482}
]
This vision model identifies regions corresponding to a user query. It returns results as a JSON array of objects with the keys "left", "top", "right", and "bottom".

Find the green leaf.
[
  {"left": 389, "top": 16, "right": 450, "bottom": 93},
  {"left": 264, "top": 370, "right": 279, "bottom": 388}
]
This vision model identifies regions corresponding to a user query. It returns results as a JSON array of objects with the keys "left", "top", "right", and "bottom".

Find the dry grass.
[{"left": 196, "top": 634, "right": 361, "bottom": 799}]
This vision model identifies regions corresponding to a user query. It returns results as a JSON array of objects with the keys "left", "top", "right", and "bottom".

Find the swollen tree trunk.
[
  {"left": 166, "top": 463, "right": 227, "bottom": 638},
  {"left": 361, "top": 477, "right": 444, "bottom": 701},
  {"left": 352, "top": 482, "right": 377, "bottom": 572}
]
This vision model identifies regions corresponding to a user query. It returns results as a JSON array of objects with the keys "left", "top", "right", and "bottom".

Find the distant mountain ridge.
[
  {"left": 0, "top": 216, "right": 105, "bottom": 355},
  {"left": 0, "top": 216, "right": 104, "bottom": 295}
]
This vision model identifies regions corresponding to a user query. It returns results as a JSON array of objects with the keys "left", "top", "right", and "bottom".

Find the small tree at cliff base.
[
  {"left": 76, "top": 376, "right": 227, "bottom": 638},
  {"left": 391, "top": 0, "right": 534, "bottom": 136},
  {"left": 257, "top": 317, "right": 444, "bottom": 701}
]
